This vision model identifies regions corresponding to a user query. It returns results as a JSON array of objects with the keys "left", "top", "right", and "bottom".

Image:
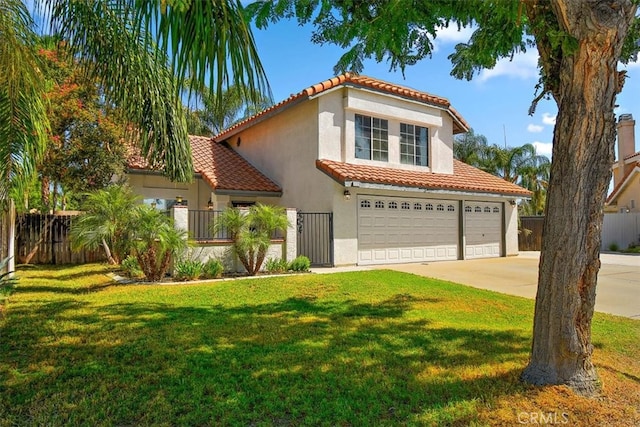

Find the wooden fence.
[
  {"left": 15, "top": 213, "right": 105, "bottom": 265},
  {"left": 519, "top": 216, "right": 544, "bottom": 251}
]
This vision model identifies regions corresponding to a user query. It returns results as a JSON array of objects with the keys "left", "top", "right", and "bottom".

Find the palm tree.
[
  {"left": 213, "top": 204, "right": 289, "bottom": 276},
  {"left": 519, "top": 161, "right": 551, "bottom": 216},
  {"left": 185, "top": 84, "right": 272, "bottom": 136},
  {"left": 481, "top": 143, "right": 551, "bottom": 214},
  {"left": 1, "top": 0, "right": 269, "bottom": 275},
  {"left": 0, "top": 0, "right": 48, "bottom": 275},
  {"left": 453, "top": 129, "right": 489, "bottom": 166},
  {"left": 129, "top": 205, "right": 187, "bottom": 282},
  {"left": 69, "top": 185, "right": 140, "bottom": 265}
]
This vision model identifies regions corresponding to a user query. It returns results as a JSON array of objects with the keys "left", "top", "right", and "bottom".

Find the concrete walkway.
[{"left": 313, "top": 252, "right": 640, "bottom": 319}]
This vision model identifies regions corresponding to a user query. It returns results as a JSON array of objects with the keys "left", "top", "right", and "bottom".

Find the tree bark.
[
  {"left": 101, "top": 238, "right": 117, "bottom": 265},
  {"left": 521, "top": 0, "right": 636, "bottom": 396}
]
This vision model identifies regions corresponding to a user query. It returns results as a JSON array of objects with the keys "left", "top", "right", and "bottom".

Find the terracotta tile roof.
[
  {"left": 128, "top": 135, "right": 281, "bottom": 194},
  {"left": 623, "top": 150, "right": 640, "bottom": 160},
  {"left": 316, "top": 159, "right": 532, "bottom": 197},
  {"left": 606, "top": 161, "right": 640, "bottom": 204},
  {"left": 214, "top": 73, "right": 469, "bottom": 141}
]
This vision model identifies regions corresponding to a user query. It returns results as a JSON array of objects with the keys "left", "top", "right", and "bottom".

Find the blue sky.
[{"left": 251, "top": 19, "right": 640, "bottom": 160}]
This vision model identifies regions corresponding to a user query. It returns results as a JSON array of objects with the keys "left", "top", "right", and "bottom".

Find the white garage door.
[
  {"left": 464, "top": 202, "right": 503, "bottom": 259},
  {"left": 358, "top": 196, "right": 459, "bottom": 265}
]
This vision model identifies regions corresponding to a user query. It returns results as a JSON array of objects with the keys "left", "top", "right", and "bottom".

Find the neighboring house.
[
  {"left": 128, "top": 74, "right": 531, "bottom": 266},
  {"left": 606, "top": 114, "right": 640, "bottom": 213}
]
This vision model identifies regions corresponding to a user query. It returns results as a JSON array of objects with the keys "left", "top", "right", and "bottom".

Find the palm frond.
[{"left": 0, "top": 0, "right": 48, "bottom": 200}]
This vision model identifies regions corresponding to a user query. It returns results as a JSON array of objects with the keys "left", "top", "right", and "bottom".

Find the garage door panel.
[
  {"left": 358, "top": 196, "right": 459, "bottom": 265},
  {"left": 464, "top": 202, "right": 502, "bottom": 259}
]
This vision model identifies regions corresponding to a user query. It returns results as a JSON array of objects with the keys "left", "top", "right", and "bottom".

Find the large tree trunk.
[{"left": 521, "top": 0, "right": 636, "bottom": 396}]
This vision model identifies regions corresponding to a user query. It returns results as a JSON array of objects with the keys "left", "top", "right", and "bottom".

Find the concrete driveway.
[{"left": 384, "top": 251, "right": 640, "bottom": 319}]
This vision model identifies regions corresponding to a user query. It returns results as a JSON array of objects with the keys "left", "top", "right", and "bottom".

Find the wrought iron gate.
[{"left": 296, "top": 212, "right": 334, "bottom": 267}]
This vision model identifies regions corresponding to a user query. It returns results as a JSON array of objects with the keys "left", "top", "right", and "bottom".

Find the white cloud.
[
  {"left": 527, "top": 124, "right": 544, "bottom": 133},
  {"left": 532, "top": 141, "right": 553, "bottom": 158},
  {"left": 478, "top": 50, "right": 539, "bottom": 82},
  {"left": 542, "top": 113, "right": 556, "bottom": 125},
  {"left": 426, "top": 24, "right": 475, "bottom": 53},
  {"left": 434, "top": 25, "right": 474, "bottom": 44}
]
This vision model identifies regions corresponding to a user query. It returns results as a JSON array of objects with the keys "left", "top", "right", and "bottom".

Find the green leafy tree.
[
  {"left": 129, "top": 206, "right": 187, "bottom": 282},
  {"left": 37, "top": 42, "right": 128, "bottom": 211},
  {"left": 249, "top": 0, "right": 640, "bottom": 396},
  {"left": 70, "top": 185, "right": 139, "bottom": 265},
  {"left": 213, "top": 204, "right": 289, "bottom": 276}
]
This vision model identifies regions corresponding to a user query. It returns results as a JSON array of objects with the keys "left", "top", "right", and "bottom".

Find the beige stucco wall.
[
  {"left": 227, "top": 97, "right": 336, "bottom": 211},
  {"left": 607, "top": 173, "right": 640, "bottom": 213},
  {"left": 503, "top": 201, "right": 520, "bottom": 256},
  {"left": 342, "top": 88, "right": 454, "bottom": 174},
  {"left": 127, "top": 173, "right": 213, "bottom": 210}
]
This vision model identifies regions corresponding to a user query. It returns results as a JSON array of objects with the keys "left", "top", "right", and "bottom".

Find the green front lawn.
[{"left": 1, "top": 264, "right": 638, "bottom": 426}]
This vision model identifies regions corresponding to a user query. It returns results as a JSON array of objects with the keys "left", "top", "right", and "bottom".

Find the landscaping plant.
[
  {"left": 129, "top": 205, "right": 187, "bottom": 282},
  {"left": 70, "top": 185, "right": 139, "bottom": 264},
  {"left": 173, "top": 258, "right": 204, "bottom": 281},
  {"left": 120, "top": 255, "right": 144, "bottom": 279},
  {"left": 201, "top": 259, "right": 224, "bottom": 279},
  {"left": 265, "top": 257, "right": 288, "bottom": 274},
  {"left": 212, "top": 204, "right": 289, "bottom": 276},
  {"left": 289, "top": 255, "right": 311, "bottom": 272}
]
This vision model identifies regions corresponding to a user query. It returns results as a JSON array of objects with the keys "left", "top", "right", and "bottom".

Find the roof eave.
[
  {"left": 343, "top": 180, "right": 531, "bottom": 200},
  {"left": 213, "top": 189, "right": 282, "bottom": 198}
]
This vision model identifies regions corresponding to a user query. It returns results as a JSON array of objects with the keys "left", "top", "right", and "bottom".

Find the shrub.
[
  {"left": 201, "top": 259, "right": 224, "bottom": 279},
  {"left": 608, "top": 242, "right": 619, "bottom": 252},
  {"left": 289, "top": 255, "right": 311, "bottom": 272},
  {"left": 265, "top": 257, "right": 288, "bottom": 274},
  {"left": 120, "top": 255, "right": 143, "bottom": 278},
  {"left": 174, "top": 259, "right": 204, "bottom": 281}
]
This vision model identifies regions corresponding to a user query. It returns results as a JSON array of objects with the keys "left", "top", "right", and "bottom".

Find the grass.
[{"left": 1, "top": 264, "right": 638, "bottom": 426}]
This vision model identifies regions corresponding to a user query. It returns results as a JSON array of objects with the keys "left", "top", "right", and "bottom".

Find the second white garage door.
[
  {"left": 358, "top": 196, "right": 459, "bottom": 265},
  {"left": 464, "top": 202, "right": 503, "bottom": 259}
]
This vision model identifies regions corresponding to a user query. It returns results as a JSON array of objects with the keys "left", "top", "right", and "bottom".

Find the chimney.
[{"left": 616, "top": 114, "right": 636, "bottom": 185}]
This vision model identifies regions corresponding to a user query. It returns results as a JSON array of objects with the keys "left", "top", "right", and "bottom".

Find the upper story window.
[
  {"left": 355, "top": 114, "right": 388, "bottom": 162},
  {"left": 400, "top": 123, "right": 429, "bottom": 166}
]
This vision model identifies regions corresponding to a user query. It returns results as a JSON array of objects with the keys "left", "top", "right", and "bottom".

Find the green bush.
[
  {"left": 289, "top": 255, "right": 311, "bottom": 272},
  {"left": 174, "top": 259, "right": 204, "bottom": 281},
  {"left": 120, "top": 255, "right": 144, "bottom": 278},
  {"left": 608, "top": 242, "right": 619, "bottom": 252},
  {"left": 265, "top": 257, "right": 288, "bottom": 274},
  {"left": 201, "top": 259, "right": 224, "bottom": 279}
]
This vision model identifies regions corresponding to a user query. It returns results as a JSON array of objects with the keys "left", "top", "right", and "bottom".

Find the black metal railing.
[{"left": 188, "top": 210, "right": 284, "bottom": 242}]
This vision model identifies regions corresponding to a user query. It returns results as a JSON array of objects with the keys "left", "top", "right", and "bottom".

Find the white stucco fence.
[
  {"left": 601, "top": 212, "right": 640, "bottom": 250},
  {"left": 170, "top": 205, "right": 297, "bottom": 273}
]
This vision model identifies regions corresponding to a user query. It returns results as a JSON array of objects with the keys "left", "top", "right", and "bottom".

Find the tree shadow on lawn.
[{"left": 1, "top": 295, "right": 531, "bottom": 425}]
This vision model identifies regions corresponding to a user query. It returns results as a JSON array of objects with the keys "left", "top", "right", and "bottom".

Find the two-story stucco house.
[
  {"left": 128, "top": 74, "right": 531, "bottom": 266},
  {"left": 606, "top": 113, "right": 640, "bottom": 213}
]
